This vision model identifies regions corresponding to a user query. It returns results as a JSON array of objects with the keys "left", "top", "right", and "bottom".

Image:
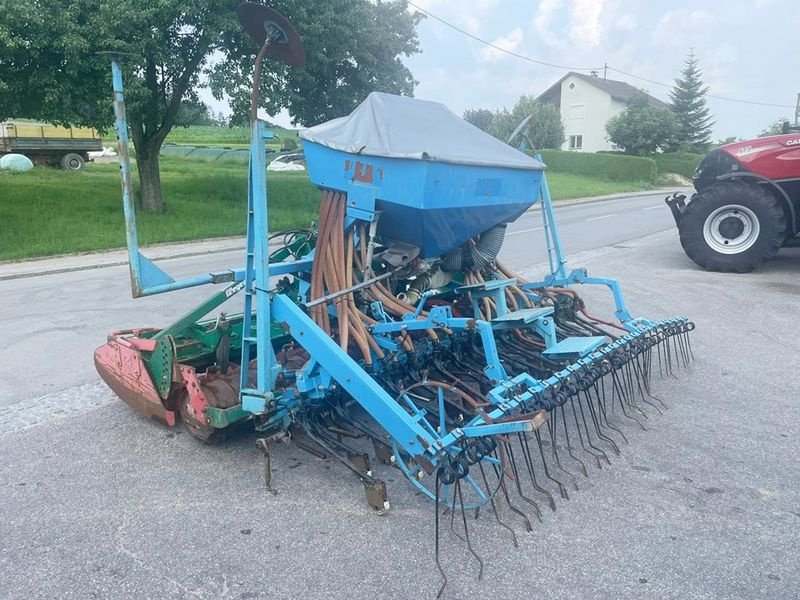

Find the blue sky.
[
  {"left": 203, "top": 0, "right": 799, "bottom": 140},
  {"left": 404, "top": 0, "right": 800, "bottom": 140}
]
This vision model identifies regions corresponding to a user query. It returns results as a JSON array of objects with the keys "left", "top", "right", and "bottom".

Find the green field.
[
  {"left": 164, "top": 124, "right": 298, "bottom": 149},
  {"left": 0, "top": 160, "right": 651, "bottom": 261}
]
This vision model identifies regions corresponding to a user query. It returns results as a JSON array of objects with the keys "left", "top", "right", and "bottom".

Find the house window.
[
  {"left": 569, "top": 104, "right": 585, "bottom": 119},
  {"left": 569, "top": 135, "right": 583, "bottom": 150}
]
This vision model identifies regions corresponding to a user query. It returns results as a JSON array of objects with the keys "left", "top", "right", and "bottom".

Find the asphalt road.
[
  {"left": 0, "top": 190, "right": 678, "bottom": 406},
  {"left": 2, "top": 192, "right": 799, "bottom": 600}
]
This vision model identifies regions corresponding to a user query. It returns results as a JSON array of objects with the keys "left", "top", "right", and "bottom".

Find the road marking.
[
  {"left": 585, "top": 214, "right": 616, "bottom": 222},
  {"left": 507, "top": 226, "right": 544, "bottom": 236},
  {"left": 643, "top": 205, "right": 663, "bottom": 211}
]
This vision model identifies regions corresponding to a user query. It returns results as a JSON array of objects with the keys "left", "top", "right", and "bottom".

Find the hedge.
[
  {"left": 536, "top": 150, "right": 657, "bottom": 183},
  {"left": 651, "top": 152, "right": 703, "bottom": 179}
]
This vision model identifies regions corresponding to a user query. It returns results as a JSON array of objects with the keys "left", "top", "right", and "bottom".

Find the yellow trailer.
[{"left": 0, "top": 122, "right": 103, "bottom": 170}]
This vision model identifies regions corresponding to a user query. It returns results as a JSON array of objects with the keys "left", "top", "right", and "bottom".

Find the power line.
[
  {"left": 406, "top": 0, "right": 600, "bottom": 72},
  {"left": 607, "top": 67, "right": 794, "bottom": 109},
  {"left": 409, "top": 1, "right": 795, "bottom": 110}
]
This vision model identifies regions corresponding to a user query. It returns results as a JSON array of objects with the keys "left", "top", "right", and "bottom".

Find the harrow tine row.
[{"left": 430, "top": 321, "right": 694, "bottom": 596}]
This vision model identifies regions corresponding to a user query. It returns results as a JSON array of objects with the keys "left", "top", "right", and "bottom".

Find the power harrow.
[{"left": 95, "top": 4, "right": 694, "bottom": 595}]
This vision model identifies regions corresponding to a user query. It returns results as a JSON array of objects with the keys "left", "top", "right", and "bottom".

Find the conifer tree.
[{"left": 669, "top": 51, "right": 714, "bottom": 152}]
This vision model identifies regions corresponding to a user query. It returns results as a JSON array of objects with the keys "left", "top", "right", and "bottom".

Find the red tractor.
[{"left": 666, "top": 126, "right": 800, "bottom": 272}]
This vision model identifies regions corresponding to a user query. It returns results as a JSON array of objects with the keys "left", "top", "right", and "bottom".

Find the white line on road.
[
  {"left": 585, "top": 214, "right": 617, "bottom": 222},
  {"left": 643, "top": 205, "right": 663, "bottom": 211},
  {"left": 507, "top": 226, "right": 544, "bottom": 236}
]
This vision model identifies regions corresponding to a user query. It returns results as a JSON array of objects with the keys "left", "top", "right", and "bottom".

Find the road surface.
[
  {"left": 1, "top": 191, "right": 799, "bottom": 600},
  {"left": 0, "top": 190, "right": 676, "bottom": 406}
]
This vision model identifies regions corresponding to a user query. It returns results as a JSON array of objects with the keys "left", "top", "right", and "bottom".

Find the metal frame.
[{"left": 107, "top": 54, "right": 677, "bottom": 471}]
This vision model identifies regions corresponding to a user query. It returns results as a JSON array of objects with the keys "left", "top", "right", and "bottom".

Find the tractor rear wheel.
[{"left": 678, "top": 182, "right": 786, "bottom": 272}]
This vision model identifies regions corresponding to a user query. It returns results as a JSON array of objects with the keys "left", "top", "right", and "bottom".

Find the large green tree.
[
  {"left": 0, "top": 0, "right": 422, "bottom": 212},
  {"left": 210, "top": 1, "right": 422, "bottom": 127},
  {"left": 606, "top": 91, "right": 679, "bottom": 155},
  {"left": 488, "top": 95, "right": 564, "bottom": 150},
  {"left": 462, "top": 108, "right": 494, "bottom": 132},
  {"left": 669, "top": 51, "right": 714, "bottom": 152}
]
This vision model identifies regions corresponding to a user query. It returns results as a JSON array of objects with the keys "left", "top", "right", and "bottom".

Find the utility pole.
[
  {"left": 603, "top": 62, "right": 608, "bottom": 81},
  {"left": 795, "top": 93, "right": 799, "bottom": 126}
]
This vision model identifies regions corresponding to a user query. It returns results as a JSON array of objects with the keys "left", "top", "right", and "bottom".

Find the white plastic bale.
[{"left": 0, "top": 153, "right": 34, "bottom": 172}]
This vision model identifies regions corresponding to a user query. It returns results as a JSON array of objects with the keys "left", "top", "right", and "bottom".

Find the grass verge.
[
  {"left": 0, "top": 158, "right": 318, "bottom": 261},
  {"left": 0, "top": 161, "right": 652, "bottom": 261}
]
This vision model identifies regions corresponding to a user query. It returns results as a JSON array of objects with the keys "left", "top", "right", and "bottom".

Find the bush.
[
  {"left": 536, "top": 150, "right": 657, "bottom": 183},
  {"left": 652, "top": 152, "right": 703, "bottom": 179}
]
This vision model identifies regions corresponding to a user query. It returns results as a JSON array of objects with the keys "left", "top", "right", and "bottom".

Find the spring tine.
[
  {"left": 478, "top": 461, "right": 518, "bottom": 548},
  {"left": 505, "top": 441, "right": 544, "bottom": 521},
  {"left": 559, "top": 404, "right": 588, "bottom": 476},
  {"left": 456, "top": 479, "right": 484, "bottom": 580},
  {"left": 594, "top": 380, "right": 628, "bottom": 444},
  {"left": 631, "top": 356, "right": 662, "bottom": 416},
  {"left": 496, "top": 447, "right": 533, "bottom": 532},
  {"left": 434, "top": 471, "right": 448, "bottom": 599},
  {"left": 611, "top": 369, "right": 647, "bottom": 430},
  {"left": 568, "top": 394, "right": 603, "bottom": 469},
  {"left": 622, "top": 362, "right": 648, "bottom": 421},
  {"left": 638, "top": 344, "right": 669, "bottom": 410},
  {"left": 518, "top": 432, "right": 557, "bottom": 510},
  {"left": 573, "top": 394, "right": 610, "bottom": 465},
  {"left": 654, "top": 333, "right": 663, "bottom": 378},
  {"left": 665, "top": 331, "right": 678, "bottom": 378},
  {"left": 678, "top": 328, "right": 693, "bottom": 370},
  {"left": 534, "top": 428, "right": 569, "bottom": 499},
  {"left": 448, "top": 483, "right": 466, "bottom": 542},
  {"left": 547, "top": 409, "right": 579, "bottom": 490},
  {"left": 583, "top": 390, "right": 620, "bottom": 455}
]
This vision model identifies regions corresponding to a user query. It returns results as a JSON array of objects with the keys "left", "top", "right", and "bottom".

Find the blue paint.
[{"left": 302, "top": 141, "right": 544, "bottom": 258}]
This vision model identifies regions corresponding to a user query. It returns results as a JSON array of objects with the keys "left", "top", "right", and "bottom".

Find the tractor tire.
[
  {"left": 678, "top": 182, "right": 786, "bottom": 273},
  {"left": 60, "top": 153, "right": 85, "bottom": 171}
]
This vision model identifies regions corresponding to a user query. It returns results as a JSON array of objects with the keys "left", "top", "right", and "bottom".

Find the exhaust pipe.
[{"left": 664, "top": 193, "right": 688, "bottom": 226}]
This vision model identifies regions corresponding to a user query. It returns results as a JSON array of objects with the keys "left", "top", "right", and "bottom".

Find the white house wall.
[{"left": 559, "top": 74, "right": 626, "bottom": 152}]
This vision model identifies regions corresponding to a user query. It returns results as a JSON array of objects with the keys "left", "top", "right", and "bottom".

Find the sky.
[{"left": 201, "top": 0, "right": 800, "bottom": 140}]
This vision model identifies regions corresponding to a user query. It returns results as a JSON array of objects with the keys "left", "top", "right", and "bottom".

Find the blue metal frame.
[
  {"left": 108, "top": 53, "right": 683, "bottom": 475},
  {"left": 107, "top": 57, "right": 304, "bottom": 298},
  {"left": 239, "top": 120, "right": 278, "bottom": 413}
]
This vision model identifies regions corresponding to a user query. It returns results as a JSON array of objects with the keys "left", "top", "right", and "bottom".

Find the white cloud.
[
  {"left": 531, "top": 0, "right": 564, "bottom": 46},
  {"left": 478, "top": 27, "right": 524, "bottom": 62},
  {"left": 569, "top": 0, "right": 607, "bottom": 47},
  {"left": 652, "top": 9, "right": 713, "bottom": 48}
]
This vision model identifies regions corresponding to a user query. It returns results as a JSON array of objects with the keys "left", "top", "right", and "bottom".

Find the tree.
[
  {"left": 669, "top": 51, "right": 714, "bottom": 152},
  {"left": 759, "top": 118, "right": 790, "bottom": 137},
  {"left": 0, "top": 0, "right": 422, "bottom": 212},
  {"left": 488, "top": 95, "right": 564, "bottom": 150},
  {"left": 210, "top": 1, "right": 423, "bottom": 127},
  {"left": 463, "top": 108, "right": 494, "bottom": 132},
  {"left": 606, "top": 91, "right": 679, "bottom": 155},
  {"left": 176, "top": 100, "right": 222, "bottom": 127}
]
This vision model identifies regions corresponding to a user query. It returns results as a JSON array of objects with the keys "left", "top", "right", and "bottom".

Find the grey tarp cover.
[{"left": 299, "top": 92, "right": 545, "bottom": 171}]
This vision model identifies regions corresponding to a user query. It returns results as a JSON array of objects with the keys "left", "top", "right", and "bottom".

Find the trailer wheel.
[
  {"left": 678, "top": 182, "right": 786, "bottom": 272},
  {"left": 60, "top": 153, "right": 85, "bottom": 171}
]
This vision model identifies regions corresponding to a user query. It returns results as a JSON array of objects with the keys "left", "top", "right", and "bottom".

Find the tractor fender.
[{"left": 716, "top": 172, "right": 797, "bottom": 234}]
